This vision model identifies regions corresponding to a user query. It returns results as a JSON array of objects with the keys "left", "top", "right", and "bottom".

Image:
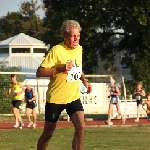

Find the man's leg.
[
  {"left": 116, "top": 103, "right": 125, "bottom": 124},
  {"left": 135, "top": 104, "right": 141, "bottom": 122},
  {"left": 71, "top": 111, "right": 85, "bottom": 150},
  {"left": 37, "top": 121, "right": 56, "bottom": 150},
  {"left": 107, "top": 104, "right": 113, "bottom": 122},
  {"left": 26, "top": 108, "right": 31, "bottom": 123},
  {"left": 32, "top": 108, "right": 37, "bottom": 128},
  {"left": 12, "top": 107, "right": 19, "bottom": 126}
]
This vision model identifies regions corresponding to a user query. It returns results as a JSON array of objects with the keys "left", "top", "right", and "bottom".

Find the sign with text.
[{"left": 112, "top": 102, "right": 147, "bottom": 119}]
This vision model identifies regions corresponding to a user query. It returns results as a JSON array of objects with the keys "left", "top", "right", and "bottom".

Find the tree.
[
  {"left": 0, "top": 0, "right": 44, "bottom": 41},
  {"left": 0, "top": 12, "right": 24, "bottom": 41},
  {"left": 98, "top": 0, "right": 150, "bottom": 91},
  {"left": 42, "top": 0, "right": 104, "bottom": 73},
  {"left": 19, "top": 0, "right": 44, "bottom": 38},
  {"left": 42, "top": 0, "right": 150, "bottom": 74}
]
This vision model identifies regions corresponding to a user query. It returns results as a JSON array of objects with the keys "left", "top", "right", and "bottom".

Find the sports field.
[{"left": 0, "top": 125, "right": 150, "bottom": 150}]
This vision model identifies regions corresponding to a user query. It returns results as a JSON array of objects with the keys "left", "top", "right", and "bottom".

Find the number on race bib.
[{"left": 67, "top": 66, "right": 82, "bottom": 82}]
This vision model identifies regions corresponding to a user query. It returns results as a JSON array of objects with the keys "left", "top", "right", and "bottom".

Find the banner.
[{"left": 112, "top": 102, "right": 147, "bottom": 119}]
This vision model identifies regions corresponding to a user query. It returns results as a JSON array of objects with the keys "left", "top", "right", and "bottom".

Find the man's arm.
[
  {"left": 19, "top": 83, "right": 25, "bottom": 93},
  {"left": 36, "top": 61, "right": 74, "bottom": 77},
  {"left": 80, "top": 72, "right": 92, "bottom": 94},
  {"left": 28, "top": 88, "right": 37, "bottom": 102},
  {"left": 7, "top": 87, "right": 11, "bottom": 95},
  {"left": 80, "top": 72, "right": 87, "bottom": 82},
  {"left": 36, "top": 66, "right": 66, "bottom": 77}
]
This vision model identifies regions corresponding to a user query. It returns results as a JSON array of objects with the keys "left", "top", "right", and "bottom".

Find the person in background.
[
  {"left": 105, "top": 78, "right": 125, "bottom": 125},
  {"left": 142, "top": 92, "right": 150, "bottom": 122},
  {"left": 36, "top": 20, "right": 92, "bottom": 150},
  {"left": 7, "top": 74, "right": 24, "bottom": 129},
  {"left": 24, "top": 81, "right": 37, "bottom": 128},
  {"left": 133, "top": 81, "right": 146, "bottom": 122}
]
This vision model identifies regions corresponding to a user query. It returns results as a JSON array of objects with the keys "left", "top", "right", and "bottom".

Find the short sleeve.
[{"left": 40, "top": 46, "right": 58, "bottom": 68}]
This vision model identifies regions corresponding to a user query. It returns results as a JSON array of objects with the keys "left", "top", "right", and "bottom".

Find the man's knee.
[
  {"left": 43, "top": 122, "right": 56, "bottom": 138},
  {"left": 75, "top": 122, "right": 85, "bottom": 132}
]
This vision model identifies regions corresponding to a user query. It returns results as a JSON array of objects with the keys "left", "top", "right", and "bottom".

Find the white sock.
[{"left": 108, "top": 117, "right": 111, "bottom": 122}]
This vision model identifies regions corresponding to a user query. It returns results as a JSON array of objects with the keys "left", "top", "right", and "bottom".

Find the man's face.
[
  {"left": 11, "top": 75, "right": 16, "bottom": 83},
  {"left": 25, "top": 85, "right": 30, "bottom": 90},
  {"left": 63, "top": 28, "right": 80, "bottom": 49},
  {"left": 110, "top": 82, "right": 115, "bottom": 86},
  {"left": 137, "top": 84, "right": 141, "bottom": 89}
]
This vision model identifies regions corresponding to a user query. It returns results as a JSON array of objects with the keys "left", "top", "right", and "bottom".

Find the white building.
[{"left": 0, "top": 33, "right": 48, "bottom": 73}]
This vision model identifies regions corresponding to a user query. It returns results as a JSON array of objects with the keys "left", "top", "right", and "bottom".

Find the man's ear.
[{"left": 63, "top": 33, "right": 66, "bottom": 38}]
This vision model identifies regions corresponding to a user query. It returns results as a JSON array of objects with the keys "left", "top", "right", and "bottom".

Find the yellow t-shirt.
[
  {"left": 41, "top": 42, "right": 82, "bottom": 104},
  {"left": 10, "top": 82, "right": 22, "bottom": 100}
]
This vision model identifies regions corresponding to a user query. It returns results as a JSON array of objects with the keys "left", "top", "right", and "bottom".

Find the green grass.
[{"left": 0, "top": 126, "right": 150, "bottom": 150}]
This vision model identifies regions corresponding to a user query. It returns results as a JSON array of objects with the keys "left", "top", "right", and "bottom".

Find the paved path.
[{"left": 0, "top": 118, "right": 150, "bottom": 130}]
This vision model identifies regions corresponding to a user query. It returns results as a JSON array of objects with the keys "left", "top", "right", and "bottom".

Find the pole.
[{"left": 36, "top": 77, "right": 41, "bottom": 114}]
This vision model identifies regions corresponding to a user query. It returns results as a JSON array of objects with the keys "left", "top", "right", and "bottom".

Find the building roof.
[
  {"left": 0, "top": 33, "right": 46, "bottom": 47},
  {"left": 0, "top": 55, "right": 44, "bottom": 73}
]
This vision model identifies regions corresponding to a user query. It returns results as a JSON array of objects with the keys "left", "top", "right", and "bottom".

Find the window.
[
  {"left": 12, "top": 48, "right": 30, "bottom": 53},
  {"left": 121, "top": 56, "right": 128, "bottom": 69},
  {"left": 0, "top": 48, "right": 9, "bottom": 53},
  {"left": 33, "top": 48, "right": 47, "bottom": 53}
]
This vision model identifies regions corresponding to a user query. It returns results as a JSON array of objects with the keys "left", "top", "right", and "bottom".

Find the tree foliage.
[
  {"left": 0, "top": 61, "right": 24, "bottom": 114},
  {"left": 42, "top": 0, "right": 104, "bottom": 73},
  {"left": 42, "top": 0, "right": 150, "bottom": 74},
  {"left": 0, "top": 0, "right": 44, "bottom": 41}
]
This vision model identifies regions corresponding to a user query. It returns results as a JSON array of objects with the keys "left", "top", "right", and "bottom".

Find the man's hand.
[
  {"left": 28, "top": 99, "right": 33, "bottom": 103},
  {"left": 82, "top": 80, "right": 92, "bottom": 94},
  {"left": 66, "top": 61, "right": 74, "bottom": 71},
  {"left": 36, "top": 67, "right": 52, "bottom": 77}
]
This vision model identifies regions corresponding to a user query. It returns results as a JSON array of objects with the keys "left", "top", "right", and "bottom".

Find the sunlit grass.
[{"left": 0, "top": 126, "right": 150, "bottom": 150}]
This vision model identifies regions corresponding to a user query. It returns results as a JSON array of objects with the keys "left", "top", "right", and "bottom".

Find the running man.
[
  {"left": 106, "top": 78, "right": 125, "bottom": 125},
  {"left": 24, "top": 81, "right": 37, "bottom": 128},
  {"left": 36, "top": 20, "right": 92, "bottom": 150},
  {"left": 7, "top": 74, "right": 24, "bottom": 129},
  {"left": 133, "top": 81, "right": 146, "bottom": 122}
]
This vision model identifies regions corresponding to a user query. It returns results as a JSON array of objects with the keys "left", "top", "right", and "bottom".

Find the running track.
[{"left": 0, "top": 118, "right": 150, "bottom": 130}]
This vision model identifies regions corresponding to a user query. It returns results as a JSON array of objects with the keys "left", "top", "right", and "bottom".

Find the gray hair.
[{"left": 61, "top": 20, "right": 82, "bottom": 35}]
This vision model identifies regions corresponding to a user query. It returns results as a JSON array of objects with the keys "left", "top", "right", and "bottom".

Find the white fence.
[{"left": 0, "top": 72, "right": 147, "bottom": 120}]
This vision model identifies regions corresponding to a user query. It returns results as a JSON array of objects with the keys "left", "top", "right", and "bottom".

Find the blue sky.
[{"left": 0, "top": 0, "right": 44, "bottom": 18}]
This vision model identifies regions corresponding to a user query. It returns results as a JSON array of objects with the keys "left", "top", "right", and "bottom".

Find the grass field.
[{"left": 0, "top": 126, "right": 150, "bottom": 150}]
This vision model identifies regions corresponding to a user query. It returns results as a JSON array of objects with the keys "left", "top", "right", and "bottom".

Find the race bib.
[
  {"left": 112, "top": 97, "right": 117, "bottom": 103},
  {"left": 67, "top": 66, "right": 82, "bottom": 82},
  {"left": 136, "top": 95, "right": 141, "bottom": 100}
]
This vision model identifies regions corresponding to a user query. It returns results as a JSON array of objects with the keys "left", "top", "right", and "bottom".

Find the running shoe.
[
  {"left": 105, "top": 120, "right": 108, "bottom": 124},
  {"left": 14, "top": 123, "right": 19, "bottom": 128},
  {"left": 33, "top": 123, "right": 37, "bottom": 129},
  {"left": 105, "top": 120, "right": 113, "bottom": 125},
  {"left": 134, "top": 119, "right": 139, "bottom": 122},
  {"left": 28, "top": 122, "right": 33, "bottom": 128},
  {"left": 19, "top": 122, "right": 24, "bottom": 129}
]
